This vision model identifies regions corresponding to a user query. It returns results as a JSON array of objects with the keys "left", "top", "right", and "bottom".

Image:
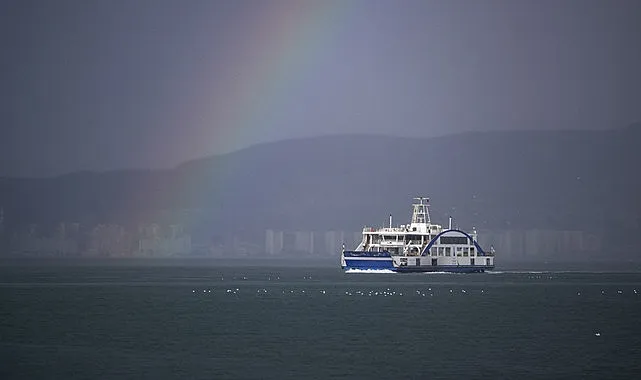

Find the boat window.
[
  {"left": 463, "top": 247, "right": 469, "bottom": 257},
  {"left": 445, "top": 247, "right": 451, "bottom": 256},
  {"left": 440, "top": 236, "right": 469, "bottom": 245},
  {"left": 470, "top": 247, "right": 475, "bottom": 256}
]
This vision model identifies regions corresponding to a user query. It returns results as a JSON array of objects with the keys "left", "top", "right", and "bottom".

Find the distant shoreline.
[
  {"left": 0, "top": 256, "right": 337, "bottom": 268},
  {"left": 1, "top": 256, "right": 641, "bottom": 272}
]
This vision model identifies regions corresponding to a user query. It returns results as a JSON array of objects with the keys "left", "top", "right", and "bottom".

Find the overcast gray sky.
[{"left": 1, "top": 0, "right": 640, "bottom": 176}]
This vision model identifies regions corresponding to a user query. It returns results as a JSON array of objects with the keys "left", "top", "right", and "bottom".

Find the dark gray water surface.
[{"left": 1, "top": 264, "right": 640, "bottom": 379}]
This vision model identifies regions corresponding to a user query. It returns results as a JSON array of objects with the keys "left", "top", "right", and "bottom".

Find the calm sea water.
[{"left": 1, "top": 262, "right": 640, "bottom": 379}]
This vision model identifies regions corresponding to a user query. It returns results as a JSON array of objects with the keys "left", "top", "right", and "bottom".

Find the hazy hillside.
[{"left": 1, "top": 127, "right": 640, "bottom": 242}]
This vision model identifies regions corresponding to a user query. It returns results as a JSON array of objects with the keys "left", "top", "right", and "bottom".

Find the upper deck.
[{"left": 362, "top": 197, "right": 442, "bottom": 235}]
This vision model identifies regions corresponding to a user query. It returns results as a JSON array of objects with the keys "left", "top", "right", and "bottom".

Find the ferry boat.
[{"left": 341, "top": 197, "right": 495, "bottom": 273}]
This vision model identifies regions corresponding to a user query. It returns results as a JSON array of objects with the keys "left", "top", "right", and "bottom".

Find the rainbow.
[
  {"left": 164, "top": 2, "right": 354, "bottom": 214},
  {"left": 199, "top": 1, "right": 350, "bottom": 155}
]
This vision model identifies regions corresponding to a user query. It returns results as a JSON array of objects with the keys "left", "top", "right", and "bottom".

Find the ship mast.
[{"left": 411, "top": 197, "right": 431, "bottom": 224}]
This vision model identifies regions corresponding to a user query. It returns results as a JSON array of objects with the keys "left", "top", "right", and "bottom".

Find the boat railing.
[
  {"left": 343, "top": 250, "right": 391, "bottom": 257},
  {"left": 363, "top": 227, "right": 407, "bottom": 233}
]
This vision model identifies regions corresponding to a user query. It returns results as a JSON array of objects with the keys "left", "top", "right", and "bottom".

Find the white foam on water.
[
  {"left": 345, "top": 269, "right": 396, "bottom": 274},
  {"left": 487, "top": 271, "right": 549, "bottom": 274}
]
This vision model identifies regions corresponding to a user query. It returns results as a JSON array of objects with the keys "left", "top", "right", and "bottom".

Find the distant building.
[
  {"left": 265, "top": 230, "right": 361, "bottom": 256},
  {"left": 265, "top": 229, "right": 283, "bottom": 255},
  {"left": 87, "top": 224, "right": 130, "bottom": 257},
  {"left": 7, "top": 221, "right": 81, "bottom": 257},
  {"left": 136, "top": 223, "right": 192, "bottom": 257},
  {"left": 294, "top": 231, "right": 313, "bottom": 254},
  {"left": 324, "top": 231, "right": 344, "bottom": 256},
  {"left": 477, "top": 229, "right": 602, "bottom": 259}
]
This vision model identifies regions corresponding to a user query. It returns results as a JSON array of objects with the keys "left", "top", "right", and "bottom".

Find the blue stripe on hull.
[
  {"left": 396, "top": 265, "right": 494, "bottom": 273},
  {"left": 342, "top": 258, "right": 494, "bottom": 273},
  {"left": 343, "top": 258, "right": 395, "bottom": 270}
]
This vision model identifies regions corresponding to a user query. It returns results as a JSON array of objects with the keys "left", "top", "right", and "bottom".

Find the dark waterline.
[{"left": 3, "top": 256, "right": 641, "bottom": 272}]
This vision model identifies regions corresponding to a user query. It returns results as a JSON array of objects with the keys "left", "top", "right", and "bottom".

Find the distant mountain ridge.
[{"left": 1, "top": 128, "right": 640, "bottom": 244}]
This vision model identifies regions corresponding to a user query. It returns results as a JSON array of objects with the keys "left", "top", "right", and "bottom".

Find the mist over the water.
[{"left": 1, "top": 129, "right": 640, "bottom": 263}]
